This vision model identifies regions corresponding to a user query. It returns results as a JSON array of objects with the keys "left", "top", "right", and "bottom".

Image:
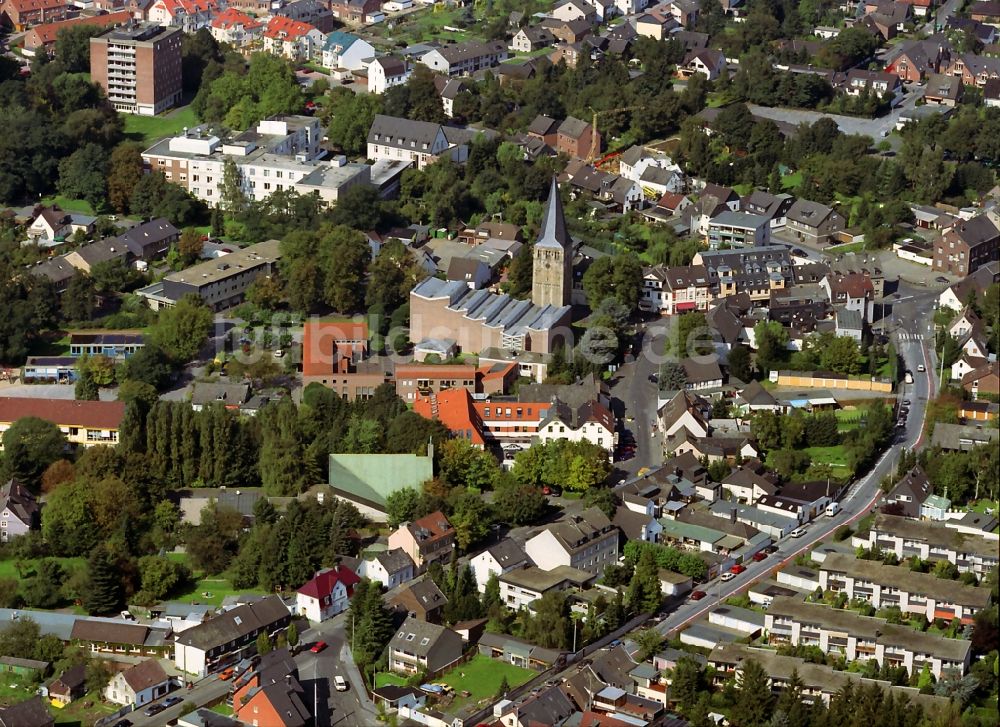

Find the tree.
[
  {"left": 286, "top": 621, "right": 299, "bottom": 648},
  {"left": 21, "top": 559, "right": 65, "bottom": 609},
  {"left": 58, "top": 143, "right": 108, "bottom": 210},
  {"left": 54, "top": 25, "right": 105, "bottom": 72},
  {"left": 491, "top": 475, "right": 547, "bottom": 525},
  {"left": 2, "top": 417, "right": 67, "bottom": 490},
  {"left": 61, "top": 271, "right": 96, "bottom": 322},
  {"left": 41, "top": 459, "right": 76, "bottom": 493},
  {"left": 84, "top": 545, "right": 124, "bottom": 615},
  {"left": 448, "top": 490, "right": 492, "bottom": 550},
  {"left": 582, "top": 254, "right": 643, "bottom": 311},
  {"left": 671, "top": 311, "right": 713, "bottom": 357},
  {"left": 257, "top": 630, "right": 273, "bottom": 656},
  {"left": 733, "top": 659, "right": 774, "bottom": 727},
  {"left": 246, "top": 274, "right": 284, "bottom": 310},
  {"left": 505, "top": 244, "right": 533, "bottom": 299},
  {"left": 439, "top": 439, "right": 500, "bottom": 491},
  {"left": 633, "top": 627, "right": 664, "bottom": 662},
  {"left": 324, "top": 226, "right": 371, "bottom": 312},
  {"left": 495, "top": 675, "right": 511, "bottom": 699},
  {"left": 178, "top": 228, "right": 204, "bottom": 265},
  {"left": 366, "top": 240, "right": 424, "bottom": 312},
  {"left": 728, "top": 344, "right": 753, "bottom": 382},
  {"left": 627, "top": 549, "right": 662, "bottom": 613},
  {"left": 0, "top": 618, "right": 42, "bottom": 660},
  {"left": 753, "top": 320, "right": 789, "bottom": 374},
  {"left": 660, "top": 361, "right": 688, "bottom": 390},
  {"left": 148, "top": 294, "right": 213, "bottom": 363},
  {"left": 385, "top": 487, "right": 420, "bottom": 529},
  {"left": 669, "top": 656, "right": 704, "bottom": 714},
  {"left": 138, "top": 555, "right": 190, "bottom": 601}
]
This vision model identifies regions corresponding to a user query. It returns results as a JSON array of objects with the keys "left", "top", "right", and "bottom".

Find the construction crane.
[{"left": 587, "top": 105, "right": 645, "bottom": 164}]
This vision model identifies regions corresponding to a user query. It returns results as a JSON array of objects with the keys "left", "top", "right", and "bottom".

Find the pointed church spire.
[{"left": 535, "top": 176, "right": 570, "bottom": 250}]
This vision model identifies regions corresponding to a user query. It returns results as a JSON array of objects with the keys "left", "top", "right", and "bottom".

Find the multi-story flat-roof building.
[
  {"left": 136, "top": 239, "right": 281, "bottom": 311},
  {"left": 706, "top": 210, "right": 770, "bottom": 249},
  {"left": 90, "top": 24, "right": 182, "bottom": 116},
  {"left": 764, "top": 596, "right": 972, "bottom": 678},
  {"left": 859, "top": 512, "right": 999, "bottom": 577},
  {"left": 818, "top": 553, "right": 992, "bottom": 624}
]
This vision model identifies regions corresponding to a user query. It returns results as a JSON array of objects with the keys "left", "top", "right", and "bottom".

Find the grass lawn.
[
  {"left": 438, "top": 654, "right": 534, "bottom": 710},
  {"left": 0, "top": 557, "right": 87, "bottom": 581},
  {"left": 0, "top": 674, "right": 38, "bottom": 708},
  {"left": 210, "top": 703, "right": 235, "bottom": 716},
  {"left": 835, "top": 409, "right": 862, "bottom": 432},
  {"left": 124, "top": 105, "right": 199, "bottom": 145},
  {"left": 795, "top": 445, "right": 852, "bottom": 479},
  {"left": 828, "top": 241, "right": 865, "bottom": 255},
  {"left": 781, "top": 171, "right": 803, "bottom": 190},
  {"left": 53, "top": 689, "right": 119, "bottom": 727},
  {"left": 40, "top": 195, "right": 94, "bottom": 215},
  {"left": 165, "top": 553, "right": 266, "bottom": 607},
  {"left": 966, "top": 500, "right": 999, "bottom": 515},
  {"left": 375, "top": 673, "right": 408, "bottom": 689}
]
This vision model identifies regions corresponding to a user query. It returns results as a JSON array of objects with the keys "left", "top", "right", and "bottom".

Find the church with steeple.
[{"left": 532, "top": 177, "right": 574, "bottom": 308}]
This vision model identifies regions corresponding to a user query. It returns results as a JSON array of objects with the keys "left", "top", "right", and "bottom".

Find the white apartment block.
[
  {"left": 523, "top": 508, "right": 619, "bottom": 576},
  {"left": 859, "top": 513, "right": 1000, "bottom": 578}
]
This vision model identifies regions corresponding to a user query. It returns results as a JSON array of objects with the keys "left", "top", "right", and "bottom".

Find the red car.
[
  {"left": 730, "top": 564, "right": 747, "bottom": 574},
  {"left": 690, "top": 590, "right": 707, "bottom": 601},
  {"left": 310, "top": 641, "right": 328, "bottom": 654},
  {"left": 751, "top": 552, "right": 767, "bottom": 562}
]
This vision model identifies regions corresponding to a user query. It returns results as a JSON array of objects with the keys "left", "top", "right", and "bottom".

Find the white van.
[
  {"left": 825, "top": 502, "right": 841, "bottom": 517},
  {"left": 334, "top": 676, "right": 348, "bottom": 691}
]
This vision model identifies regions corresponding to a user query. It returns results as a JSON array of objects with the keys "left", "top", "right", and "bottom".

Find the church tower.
[{"left": 531, "top": 177, "right": 573, "bottom": 308}]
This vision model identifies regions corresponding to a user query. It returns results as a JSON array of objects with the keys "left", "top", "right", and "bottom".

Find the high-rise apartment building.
[{"left": 90, "top": 24, "right": 182, "bottom": 116}]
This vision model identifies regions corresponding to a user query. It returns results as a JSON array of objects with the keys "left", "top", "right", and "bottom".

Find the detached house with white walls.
[
  {"left": 105, "top": 659, "right": 172, "bottom": 709},
  {"left": 524, "top": 507, "right": 618, "bottom": 576},
  {"left": 295, "top": 565, "right": 360, "bottom": 622},
  {"left": 470, "top": 538, "right": 529, "bottom": 592},
  {"left": 321, "top": 30, "right": 374, "bottom": 71}
]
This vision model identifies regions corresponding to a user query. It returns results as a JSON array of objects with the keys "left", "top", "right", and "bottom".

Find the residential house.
[
  {"left": 231, "top": 650, "right": 310, "bottom": 727},
  {"left": 948, "top": 306, "right": 990, "bottom": 359},
  {"left": 524, "top": 507, "right": 618, "bottom": 575},
  {"left": 498, "top": 565, "right": 595, "bottom": 611},
  {"left": 938, "top": 261, "right": 999, "bottom": 310},
  {"left": 721, "top": 464, "right": 779, "bottom": 504},
  {"left": 963, "top": 361, "right": 1000, "bottom": 399},
  {"left": 820, "top": 272, "right": 875, "bottom": 322},
  {"left": 861, "top": 512, "right": 999, "bottom": 577},
  {"left": 639, "top": 264, "right": 713, "bottom": 314},
  {"left": 496, "top": 686, "right": 576, "bottom": 727},
  {"left": 985, "top": 77, "right": 1000, "bottom": 106},
  {"left": 104, "top": 659, "right": 172, "bottom": 708},
  {"left": 389, "top": 578, "right": 449, "bottom": 623},
  {"left": 388, "top": 617, "right": 464, "bottom": 676},
  {"left": 764, "top": 595, "right": 971, "bottom": 678},
  {"left": 943, "top": 51, "right": 1000, "bottom": 87},
  {"left": 0, "top": 0, "right": 69, "bottom": 31},
  {"left": 330, "top": 0, "right": 380, "bottom": 24},
  {"left": 146, "top": 0, "right": 221, "bottom": 32},
  {"left": 367, "top": 56, "right": 410, "bottom": 94},
  {"left": 786, "top": 198, "right": 845, "bottom": 245},
  {"left": 511, "top": 26, "right": 555, "bottom": 52},
  {"left": 0, "top": 398, "right": 125, "bottom": 448},
  {"left": 0, "top": 698, "right": 53, "bottom": 727},
  {"left": 111, "top": 217, "right": 179, "bottom": 264},
  {"left": 741, "top": 190, "right": 795, "bottom": 229},
  {"left": 635, "top": 8, "right": 678, "bottom": 40},
  {"left": 295, "top": 565, "right": 359, "bottom": 622},
  {"left": 658, "top": 389, "right": 710, "bottom": 438},
  {"left": 48, "top": 665, "right": 86, "bottom": 706},
  {"left": 535, "top": 397, "right": 616, "bottom": 453},
  {"left": 356, "top": 549, "right": 415, "bottom": 589},
  {"left": 971, "top": 0, "right": 1000, "bottom": 24},
  {"left": 478, "top": 633, "right": 563, "bottom": 671},
  {"left": 885, "top": 36, "right": 951, "bottom": 82},
  {"left": 556, "top": 116, "right": 599, "bottom": 159},
  {"left": 835, "top": 307, "right": 865, "bottom": 342},
  {"left": 930, "top": 422, "right": 999, "bottom": 452},
  {"left": 934, "top": 214, "right": 1000, "bottom": 276},
  {"left": 173, "top": 595, "right": 291, "bottom": 677},
  {"left": 734, "top": 380, "right": 784, "bottom": 414},
  {"left": 262, "top": 16, "right": 324, "bottom": 61},
  {"left": 884, "top": 466, "right": 933, "bottom": 518},
  {"left": 62, "top": 237, "right": 129, "bottom": 273},
  {"left": 435, "top": 76, "right": 467, "bottom": 118},
  {"left": 681, "top": 357, "right": 724, "bottom": 390},
  {"left": 23, "top": 11, "right": 131, "bottom": 56},
  {"left": 470, "top": 539, "right": 530, "bottom": 592},
  {"left": 843, "top": 68, "right": 900, "bottom": 97},
  {"left": 924, "top": 72, "right": 963, "bottom": 105},
  {"left": 0, "top": 479, "right": 39, "bottom": 542},
  {"left": 551, "top": 0, "right": 597, "bottom": 22},
  {"left": 706, "top": 210, "right": 770, "bottom": 249},
  {"left": 274, "top": 0, "right": 335, "bottom": 33},
  {"left": 366, "top": 114, "right": 463, "bottom": 169},
  {"left": 26, "top": 206, "right": 95, "bottom": 244},
  {"left": 542, "top": 17, "right": 593, "bottom": 44},
  {"left": 321, "top": 31, "right": 374, "bottom": 71},
  {"left": 679, "top": 48, "right": 726, "bottom": 80},
  {"left": 388, "top": 511, "right": 456, "bottom": 569},
  {"left": 209, "top": 8, "right": 261, "bottom": 47},
  {"left": 667, "top": 0, "right": 700, "bottom": 26},
  {"left": 419, "top": 40, "right": 508, "bottom": 76}
]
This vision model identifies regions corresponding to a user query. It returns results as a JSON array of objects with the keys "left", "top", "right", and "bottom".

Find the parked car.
[
  {"left": 751, "top": 552, "right": 767, "bottom": 562},
  {"left": 790, "top": 527, "right": 807, "bottom": 538},
  {"left": 935, "top": 276, "right": 949, "bottom": 283},
  {"left": 764, "top": 545, "right": 779, "bottom": 554},
  {"left": 730, "top": 564, "right": 746, "bottom": 574},
  {"left": 690, "top": 590, "right": 707, "bottom": 600},
  {"left": 218, "top": 668, "right": 234, "bottom": 681},
  {"left": 334, "top": 675, "right": 348, "bottom": 692},
  {"left": 114, "top": 721, "right": 134, "bottom": 727},
  {"left": 144, "top": 704, "right": 166, "bottom": 717},
  {"left": 311, "top": 641, "right": 328, "bottom": 653},
  {"left": 720, "top": 572, "right": 735, "bottom": 582},
  {"left": 917, "top": 364, "right": 926, "bottom": 372},
  {"left": 164, "top": 695, "right": 184, "bottom": 708}
]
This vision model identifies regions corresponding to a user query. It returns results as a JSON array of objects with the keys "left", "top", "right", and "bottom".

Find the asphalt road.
[{"left": 653, "top": 315, "right": 936, "bottom": 639}]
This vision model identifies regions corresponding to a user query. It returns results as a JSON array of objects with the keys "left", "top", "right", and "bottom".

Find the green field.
[
  {"left": 835, "top": 409, "right": 862, "bottom": 432},
  {"left": 781, "top": 171, "right": 803, "bottom": 190},
  {"left": 124, "top": 105, "right": 199, "bottom": 145},
  {"left": 165, "top": 553, "right": 267, "bottom": 607},
  {"left": 375, "top": 672, "right": 408, "bottom": 688},
  {"left": 39, "top": 196, "right": 95, "bottom": 215},
  {"left": 374, "top": 655, "right": 534, "bottom": 711},
  {"left": 0, "top": 557, "right": 87, "bottom": 581},
  {"left": 802, "top": 445, "right": 852, "bottom": 477}
]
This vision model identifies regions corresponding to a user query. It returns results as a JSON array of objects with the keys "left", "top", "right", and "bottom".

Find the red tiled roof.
[
  {"left": 479, "top": 361, "right": 517, "bottom": 381},
  {"left": 413, "top": 388, "right": 485, "bottom": 445},
  {"left": 827, "top": 272, "right": 874, "bottom": 299},
  {"left": 408, "top": 510, "right": 454, "bottom": 541},
  {"left": 211, "top": 6, "right": 260, "bottom": 29},
  {"left": 152, "top": 0, "right": 217, "bottom": 15},
  {"left": 25, "top": 11, "right": 131, "bottom": 49},
  {"left": 301, "top": 320, "right": 369, "bottom": 377},
  {"left": 297, "top": 565, "right": 360, "bottom": 599},
  {"left": 656, "top": 192, "right": 687, "bottom": 211},
  {"left": 0, "top": 398, "right": 125, "bottom": 430},
  {"left": 264, "top": 14, "right": 317, "bottom": 41},
  {"left": 4, "top": 0, "right": 67, "bottom": 13}
]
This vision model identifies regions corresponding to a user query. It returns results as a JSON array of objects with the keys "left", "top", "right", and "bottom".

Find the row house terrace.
[
  {"left": 764, "top": 596, "right": 972, "bottom": 679},
  {"left": 860, "top": 513, "right": 1000, "bottom": 577},
  {"left": 818, "top": 553, "right": 992, "bottom": 625}
]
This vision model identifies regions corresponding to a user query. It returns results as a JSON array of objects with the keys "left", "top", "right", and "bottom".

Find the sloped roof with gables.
[{"left": 120, "top": 659, "right": 169, "bottom": 693}]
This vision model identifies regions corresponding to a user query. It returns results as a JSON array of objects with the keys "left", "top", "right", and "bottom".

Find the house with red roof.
[
  {"left": 388, "top": 511, "right": 456, "bottom": 569},
  {"left": 295, "top": 565, "right": 360, "bottom": 622},
  {"left": 23, "top": 11, "right": 130, "bottom": 55},
  {"left": 147, "top": 0, "right": 220, "bottom": 31},
  {"left": 0, "top": 398, "right": 126, "bottom": 448},
  {"left": 0, "top": 0, "right": 70, "bottom": 31},
  {"left": 263, "top": 15, "right": 324, "bottom": 61},
  {"left": 209, "top": 6, "right": 261, "bottom": 47}
]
